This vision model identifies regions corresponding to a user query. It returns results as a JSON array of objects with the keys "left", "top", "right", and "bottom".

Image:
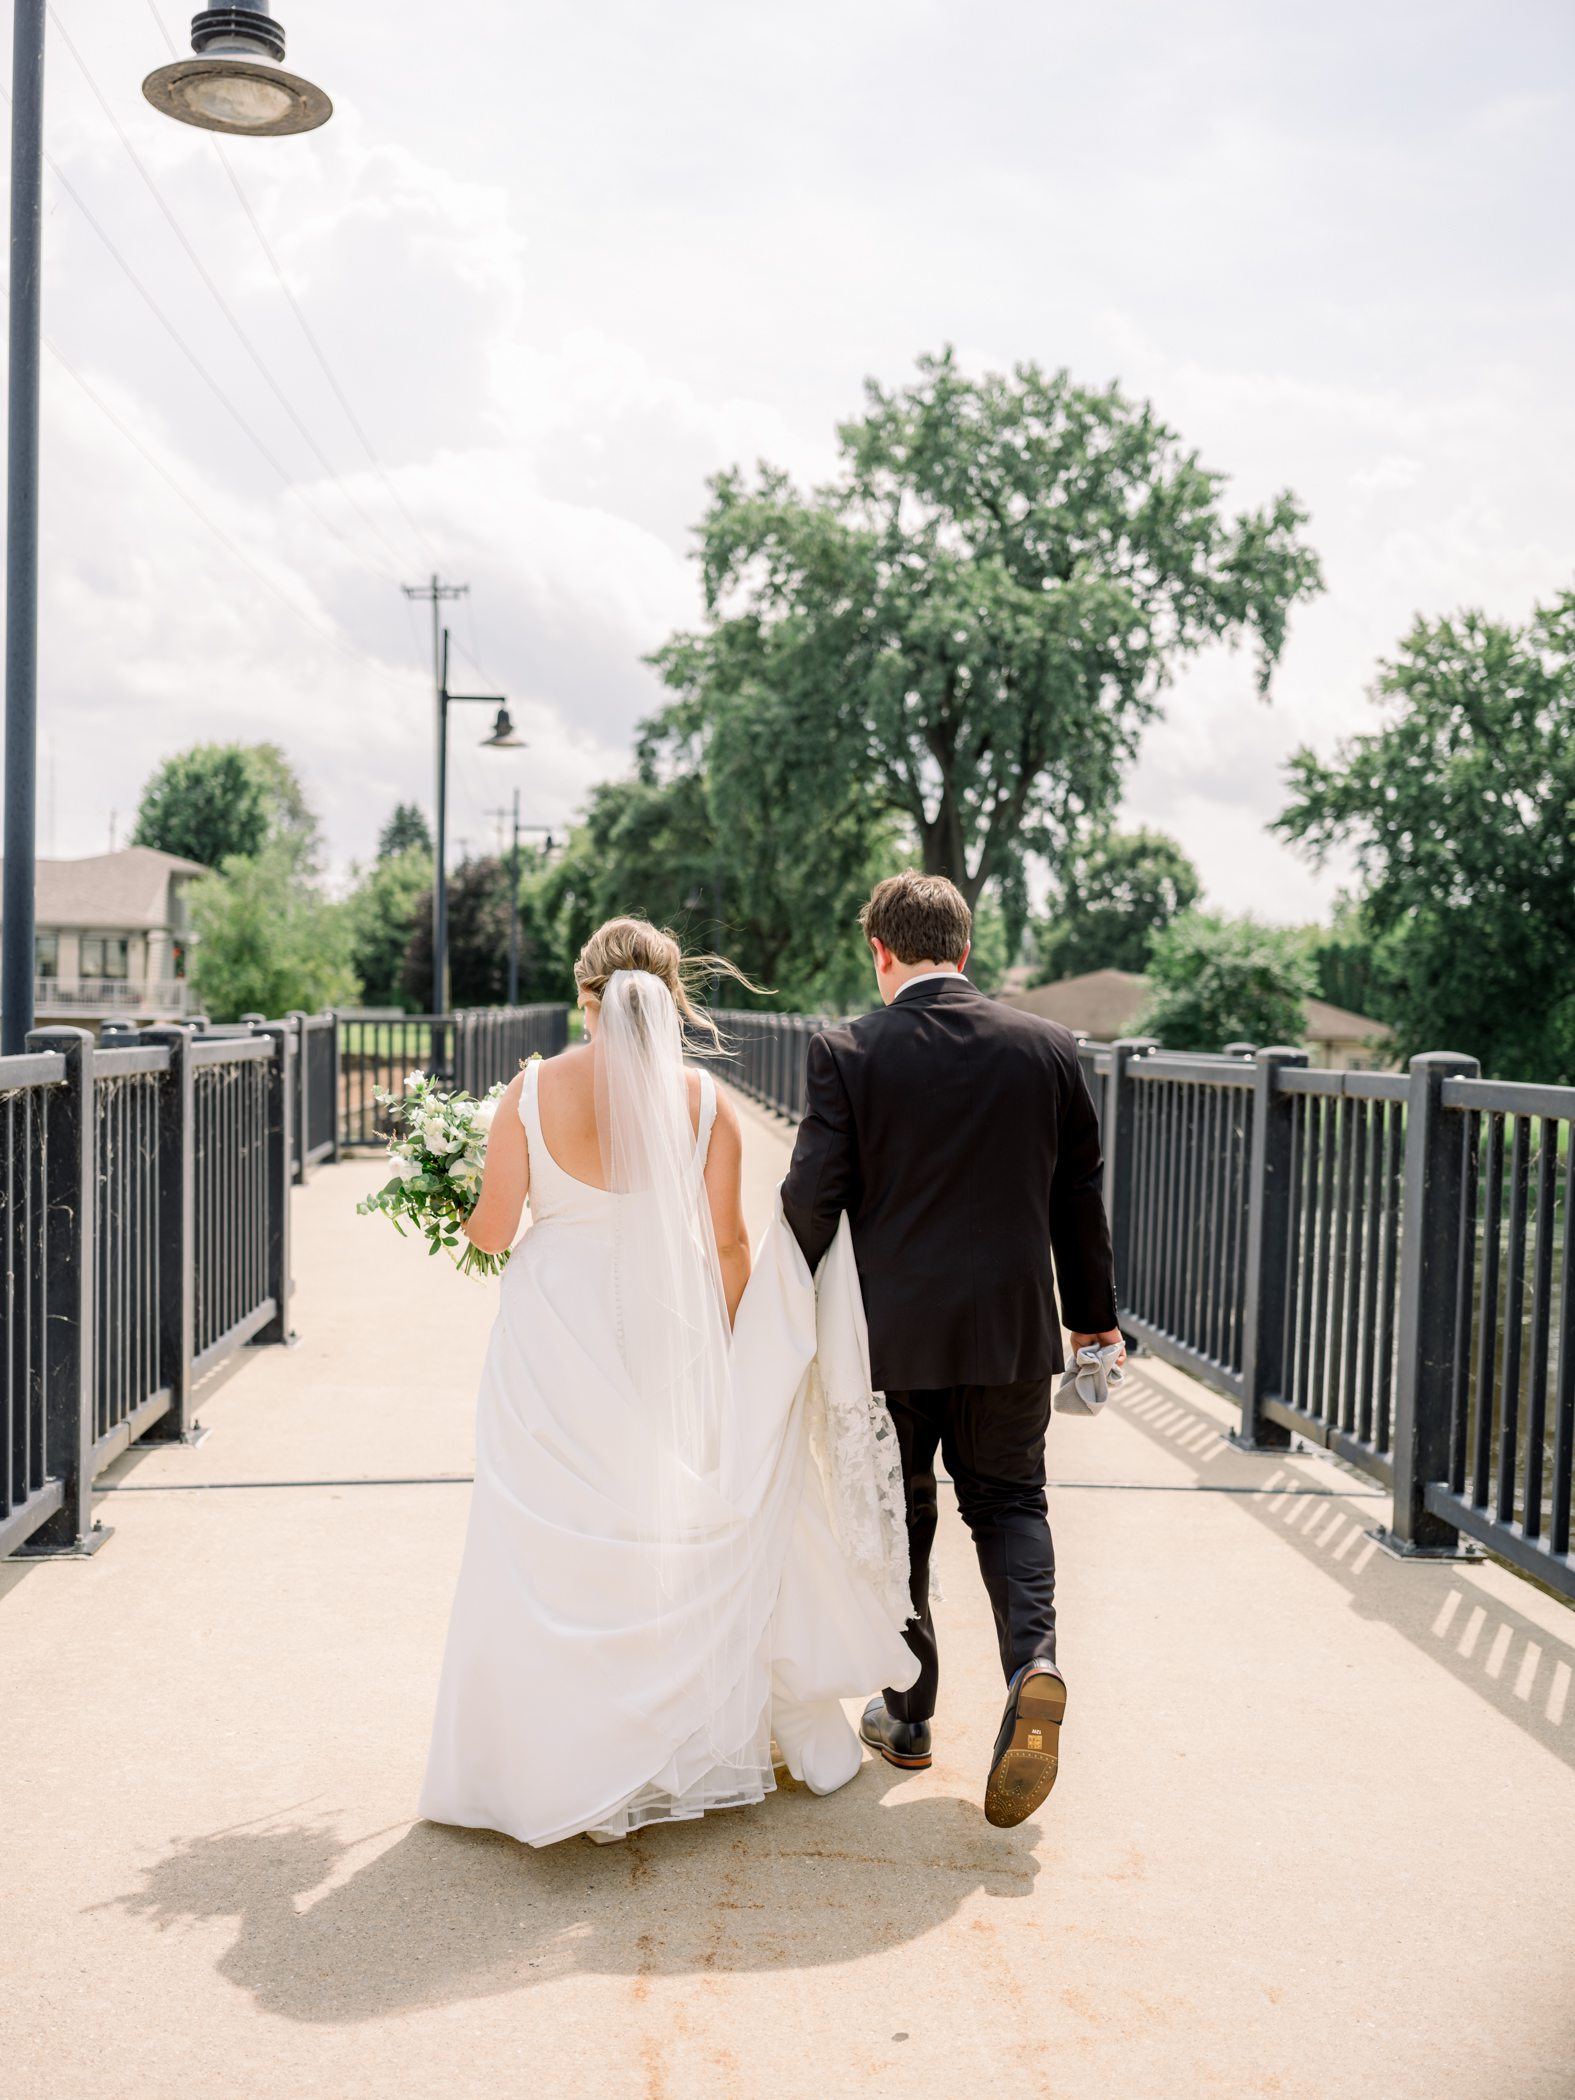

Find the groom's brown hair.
[{"left": 859, "top": 872, "right": 972, "bottom": 965}]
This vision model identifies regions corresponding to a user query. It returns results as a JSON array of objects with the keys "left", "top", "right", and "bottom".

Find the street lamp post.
[
  {"left": 0, "top": 3, "right": 333, "bottom": 1054},
  {"left": 1, "top": 0, "right": 46, "bottom": 1055},
  {"left": 431, "top": 627, "right": 521, "bottom": 1065}
]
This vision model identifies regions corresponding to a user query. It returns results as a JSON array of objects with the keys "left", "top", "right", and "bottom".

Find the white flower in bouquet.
[{"left": 356, "top": 1074, "right": 512, "bottom": 1279}]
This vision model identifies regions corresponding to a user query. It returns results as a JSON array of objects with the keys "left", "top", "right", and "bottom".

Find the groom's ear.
[{"left": 959, "top": 941, "right": 971, "bottom": 972}]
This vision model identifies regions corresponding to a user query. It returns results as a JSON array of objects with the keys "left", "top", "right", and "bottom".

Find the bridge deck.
[{"left": 3, "top": 1094, "right": 1572, "bottom": 2098}]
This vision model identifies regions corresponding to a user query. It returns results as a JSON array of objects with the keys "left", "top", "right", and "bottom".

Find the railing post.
[
  {"left": 253, "top": 1022, "right": 295, "bottom": 1347},
  {"left": 1223, "top": 1041, "right": 1256, "bottom": 1060},
  {"left": 139, "top": 1025, "right": 196, "bottom": 1442},
  {"left": 287, "top": 1011, "right": 309, "bottom": 1183},
  {"left": 326, "top": 1011, "right": 342, "bottom": 1162},
  {"left": 1388, "top": 1051, "right": 1480, "bottom": 1551},
  {"left": 19, "top": 1027, "right": 108, "bottom": 1555},
  {"left": 1101, "top": 1038, "right": 1155, "bottom": 1325},
  {"left": 1235, "top": 1046, "right": 1309, "bottom": 1450}
]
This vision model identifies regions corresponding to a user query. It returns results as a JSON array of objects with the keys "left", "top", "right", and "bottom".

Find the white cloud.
[{"left": 14, "top": 0, "right": 1574, "bottom": 935}]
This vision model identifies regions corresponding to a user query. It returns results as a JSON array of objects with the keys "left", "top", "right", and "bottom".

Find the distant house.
[
  {"left": 995, "top": 967, "right": 1396, "bottom": 1071},
  {"left": 0, "top": 847, "right": 206, "bottom": 1027}
]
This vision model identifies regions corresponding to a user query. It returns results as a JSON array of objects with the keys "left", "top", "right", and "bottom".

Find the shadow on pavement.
[
  {"left": 102, "top": 1762, "right": 1040, "bottom": 2025},
  {"left": 1107, "top": 1365, "right": 1575, "bottom": 1772}
]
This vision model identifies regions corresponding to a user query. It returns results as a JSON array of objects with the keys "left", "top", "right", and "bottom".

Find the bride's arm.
[
  {"left": 703, "top": 1089, "right": 751, "bottom": 1325},
  {"left": 462, "top": 1070, "right": 530, "bottom": 1255}
]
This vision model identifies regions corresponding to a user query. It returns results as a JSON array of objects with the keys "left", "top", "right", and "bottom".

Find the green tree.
[
  {"left": 188, "top": 841, "right": 360, "bottom": 1020},
  {"left": 533, "top": 757, "right": 890, "bottom": 1014},
  {"left": 1305, "top": 895, "right": 1403, "bottom": 1025},
  {"left": 1137, "top": 912, "right": 1314, "bottom": 1052},
  {"left": 400, "top": 855, "right": 565, "bottom": 1010},
  {"left": 1276, "top": 592, "right": 1575, "bottom": 1079},
  {"left": 133, "top": 741, "right": 319, "bottom": 870},
  {"left": 1036, "top": 828, "right": 1201, "bottom": 981},
  {"left": 377, "top": 802, "right": 432, "bottom": 859},
  {"left": 346, "top": 847, "right": 432, "bottom": 1010},
  {"left": 655, "top": 350, "right": 1322, "bottom": 912}
]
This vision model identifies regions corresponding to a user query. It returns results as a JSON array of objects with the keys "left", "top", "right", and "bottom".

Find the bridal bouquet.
[{"left": 356, "top": 1068, "right": 511, "bottom": 1278}]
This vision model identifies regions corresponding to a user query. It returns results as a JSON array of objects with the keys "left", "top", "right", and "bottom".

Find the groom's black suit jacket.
[{"left": 781, "top": 976, "right": 1118, "bottom": 1393}]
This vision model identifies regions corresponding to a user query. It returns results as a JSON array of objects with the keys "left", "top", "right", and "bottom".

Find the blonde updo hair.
[{"left": 573, "top": 916, "right": 762, "bottom": 1054}]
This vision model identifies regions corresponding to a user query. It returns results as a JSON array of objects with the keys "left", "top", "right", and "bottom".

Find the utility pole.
[
  {"left": 401, "top": 575, "right": 467, "bottom": 1042},
  {"left": 420, "top": 623, "right": 516, "bottom": 1063},
  {"left": 485, "top": 792, "right": 560, "bottom": 1008}
]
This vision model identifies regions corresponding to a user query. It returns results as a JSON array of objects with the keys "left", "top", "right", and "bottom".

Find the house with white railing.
[{"left": 0, "top": 846, "right": 206, "bottom": 1026}]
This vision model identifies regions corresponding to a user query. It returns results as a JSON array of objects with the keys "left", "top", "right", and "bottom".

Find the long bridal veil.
[{"left": 592, "top": 970, "right": 768, "bottom": 1773}]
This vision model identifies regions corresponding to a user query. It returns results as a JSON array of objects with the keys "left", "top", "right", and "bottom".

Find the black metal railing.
[
  {"left": 191, "top": 1033, "right": 277, "bottom": 1374},
  {"left": 1, "top": 1001, "right": 572, "bottom": 1561},
  {"left": 1080, "top": 1038, "right": 1575, "bottom": 1601},
  {"left": 335, "top": 1004, "right": 571, "bottom": 1148},
  {"left": 1123, "top": 1055, "right": 1255, "bottom": 1395},
  {"left": 1423, "top": 1075, "right": 1575, "bottom": 1590},
  {"left": 716, "top": 1010, "right": 835, "bottom": 1121},
  {"left": 740, "top": 1009, "right": 1575, "bottom": 1605},
  {"left": 0, "top": 1021, "right": 292, "bottom": 1556},
  {"left": 1271, "top": 1068, "right": 1408, "bottom": 1478},
  {"left": 92, "top": 1046, "right": 169, "bottom": 1470},
  {"left": 453, "top": 1005, "right": 572, "bottom": 1099},
  {"left": 1, "top": 1044, "right": 73, "bottom": 1560}
]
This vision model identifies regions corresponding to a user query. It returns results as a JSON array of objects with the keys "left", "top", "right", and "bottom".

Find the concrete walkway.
[{"left": 4, "top": 1094, "right": 1574, "bottom": 2100}]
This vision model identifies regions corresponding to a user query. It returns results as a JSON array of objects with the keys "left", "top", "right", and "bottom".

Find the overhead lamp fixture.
[
  {"left": 143, "top": 4, "right": 333, "bottom": 137},
  {"left": 481, "top": 705, "right": 526, "bottom": 750}
]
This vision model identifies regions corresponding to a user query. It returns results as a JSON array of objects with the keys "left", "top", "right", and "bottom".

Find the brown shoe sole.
[
  {"left": 984, "top": 1671, "right": 1065, "bottom": 1827},
  {"left": 859, "top": 1722, "right": 933, "bottom": 1771}
]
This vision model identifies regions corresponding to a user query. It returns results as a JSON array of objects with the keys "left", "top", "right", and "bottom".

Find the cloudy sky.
[{"left": 17, "top": 0, "right": 1575, "bottom": 918}]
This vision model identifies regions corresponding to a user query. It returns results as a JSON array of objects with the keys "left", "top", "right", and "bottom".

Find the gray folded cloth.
[{"left": 1054, "top": 1341, "right": 1126, "bottom": 1416}]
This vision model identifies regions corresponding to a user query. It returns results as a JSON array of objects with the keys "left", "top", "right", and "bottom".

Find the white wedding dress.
[{"left": 419, "top": 972, "right": 917, "bottom": 1848}]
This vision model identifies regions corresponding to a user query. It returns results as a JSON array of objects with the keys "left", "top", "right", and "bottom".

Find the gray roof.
[
  {"left": 997, "top": 969, "right": 1393, "bottom": 1046},
  {"left": 0, "top": 847, "right": 209, "bottom": 931}
]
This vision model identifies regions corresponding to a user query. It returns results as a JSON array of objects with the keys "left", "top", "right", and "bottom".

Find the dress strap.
[
  {"left": 695, "top": 1069, "right": 718, "bottom": 1166},
  {"left": 517, "top": 1056, "right": 543, "bottom": 1146}
]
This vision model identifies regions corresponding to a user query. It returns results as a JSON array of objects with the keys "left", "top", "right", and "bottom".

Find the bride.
[{"left": 418, "top": 917, "right": 918, "bottom": 1848}]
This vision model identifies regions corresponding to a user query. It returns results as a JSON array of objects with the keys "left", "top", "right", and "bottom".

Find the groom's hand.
[{"left": 1070, "top": 1328, "right": 1126, "bottom": 1364}]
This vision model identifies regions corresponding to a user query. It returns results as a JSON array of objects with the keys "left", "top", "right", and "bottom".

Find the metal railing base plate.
[
  {"left": 9, "top": 1519, "right": 115, "bottom": 1561},
  {"left": 1363, "top": 1524, "right": 1485, "bottom": 1564}
]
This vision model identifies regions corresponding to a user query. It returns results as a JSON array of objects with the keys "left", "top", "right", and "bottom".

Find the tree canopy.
[
  {"left": 187, "top": 841, "right": 359, "bottom": 1021},
  {"left": 1137, "top": 912, "right": 1314, "bottom": 1053},
  {"left": 1036, "top": 828, "right": 1201, "bottom": 981},
  {"left": 133, "top": 741, "right": 319, "bottom": 870},
  {"left": 402, "top": 855, "right": 563, "bottom": 1011},
  {"left": 378, "top": 802, "right": 432, "bottom": 859},
  {"left": 654, "top": 350, "right": 1322, "bottom": 914},
  {"left": 347, "top": 847, "right": 432, "bottom": 1011},
  {"left": 1276, "top": 591, "right": 1575, "bottom": 1080}
]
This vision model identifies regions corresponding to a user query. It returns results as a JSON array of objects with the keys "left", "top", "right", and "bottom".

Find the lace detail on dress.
[{"left": 806, "top": 1221, "right": 913, "bottom": 1631}]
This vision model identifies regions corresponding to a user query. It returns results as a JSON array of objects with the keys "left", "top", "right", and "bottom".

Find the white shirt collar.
[{"left": 894, "top": 970, "right": 969, "bottom": 1001}]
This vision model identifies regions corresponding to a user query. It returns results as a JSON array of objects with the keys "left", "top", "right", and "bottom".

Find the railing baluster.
[
  {"left": 1522, "top": 1116, "right": 1557, "bottom": 1540},
  {"left": 1474, "top": 1114, "right": 1504, "bottom": 1510},
  {"left": 1496, "top": 1117, "right": 1530, "bottom": 1525},
  {"left": 1550, "top": 1132, "right": 1575, "bottom": 1559}
]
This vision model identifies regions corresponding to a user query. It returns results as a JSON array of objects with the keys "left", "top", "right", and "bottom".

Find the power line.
[
  {"left": 48, "top": 3, "right": 409, "bottom": 579},
  {"left": 19, "top": 116, "right": 390, "bottom": 580},
  {"left": 143, "top": 0, "right": 442, "bottom": 572},
  {"left": 43, "top": 331, "right": 391, "bottom": 678}
]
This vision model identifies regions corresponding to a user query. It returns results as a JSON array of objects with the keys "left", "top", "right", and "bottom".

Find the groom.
[{"left": 781, "top": 871, "right": 1123, "bottom": 1827}]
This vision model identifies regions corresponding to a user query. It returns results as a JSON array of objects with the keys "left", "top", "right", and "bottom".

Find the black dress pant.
[{"left": 881, "top": 1379, "right": 1056, "bottom": 1725}]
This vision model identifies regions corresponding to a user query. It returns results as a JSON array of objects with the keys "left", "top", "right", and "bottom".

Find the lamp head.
[
  {"left": 482, "top": 706, "right": 525, "bottom": 750},
  {"left": 144, "top": 5, "right": 332, "bottom": 136}
]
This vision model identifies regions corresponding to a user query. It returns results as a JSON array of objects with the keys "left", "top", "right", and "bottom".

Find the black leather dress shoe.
[
  {"left": 985, "top": 1660, "right": 1066, "bottom": 1828},
  {"left": 859, "top": 1694, "right": 933, "bottom": 1770}
]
